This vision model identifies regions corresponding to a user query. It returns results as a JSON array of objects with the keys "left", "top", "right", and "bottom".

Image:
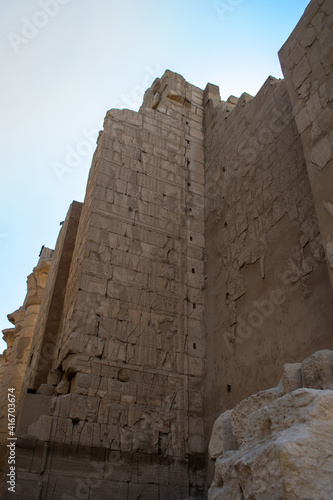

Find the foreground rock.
[{"left": 208, "top": 351, "right": 333, "bottom": 499}]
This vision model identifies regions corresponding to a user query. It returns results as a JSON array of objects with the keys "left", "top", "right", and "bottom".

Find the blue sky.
[{"left": 0, "top": 0, "right": 309, "bottom": 353}]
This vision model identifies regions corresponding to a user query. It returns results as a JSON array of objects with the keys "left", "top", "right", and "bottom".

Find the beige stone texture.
[
  {"left": 0, "top": 1, "right": 333, "bottom": 497},
  {"left": 204, "top": 37, "right": 333, "bottom": 483},
  {"left": 209, "top": 389, "right": 333, "bottom": 500},
  {"left": 281, "top": 362, "right": 303, "bottom": 394},
  {"left": 1, "top": 71, "right": 207, "bottom": 499},
  {"left": 208, "top": 410, "right": 238, "bottom": 460},
  {"left": 0, "top": 247, "right": 53, "bottom": 471},
  {"left": 208, "top": 350, "right": 333, "bottom": 500},
  {"left": 301, "top": 349, "right": 333, "bottom": 389},
  {"left": 230, "top": 386, "right": 283, "bottom": 447},
  {"left": 279, "top": 0, "right": 333, "bottom": 287}
]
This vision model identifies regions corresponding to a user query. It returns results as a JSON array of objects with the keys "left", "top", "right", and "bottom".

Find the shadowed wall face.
[
  {"left": 204, "top": 13, "right": 333, "bottom": 475},
  {"left": 279, "top": 0, "right": 333, "bottom": 287}
]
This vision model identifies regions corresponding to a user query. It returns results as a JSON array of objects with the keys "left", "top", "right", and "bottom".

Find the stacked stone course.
[
  {"left": 279, "top": 0, "right": 333, "bottom": 285},
  {"left": 0, "top": 0, "right": 333, "bottom": 497},
  {"left": 2, "top": 71, "right": 208, "bottom": 499}
]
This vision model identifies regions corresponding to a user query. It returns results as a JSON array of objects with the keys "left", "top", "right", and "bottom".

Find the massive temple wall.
[
  {"left": 0, "top": 1, "right": 332, "bottom": 498},
  {"left": 279, "top": 0, "right": 333, "bottom": 286},
  {"left": 2, "top": 71, "right": 207, "bottom": 499},
  {"left": 203, "top": 0, "right": 333, "bottom": 484},
  {"left": 19, "top": 201, "right": 82, "bottom": 396},
  {"left": 203, "top": 76, "right": 333, "bottom": 456}
]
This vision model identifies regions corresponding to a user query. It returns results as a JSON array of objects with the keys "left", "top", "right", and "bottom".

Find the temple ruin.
[{"left": 1, "top": 0, "right": 333, "bottom": 497}]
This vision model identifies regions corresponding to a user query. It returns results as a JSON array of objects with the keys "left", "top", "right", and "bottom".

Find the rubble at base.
[{"left": 208, "top": 350, "right": 333, "bottom": 500}]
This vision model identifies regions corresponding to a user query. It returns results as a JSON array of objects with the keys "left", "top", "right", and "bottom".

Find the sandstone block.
[
  {"left": 36, "top": 384, "right": 55, "bottom": 396},
  {"left": 301, "top": 349, "right": 333, "bottom": 389},
  {"left": 310, "top": 136, "right": 332, "bottom": 169},
  {"left": 55, "top": 378, "right": 70, "bottom": 395},
  {"left": 292, "top": 55, "right": 311, "bottom": 89},
  {"left": 281, "top": 362, "right": 302, "bottom": 394},
  {"left": 47, "top": 368, "right": 62, "bottom": 386},
  {"left": 210, "top": 389, "right": 333, "bottom": 500},
  {"left": 231, "top": 386, "right": 283, "bottom": 447},
  {"left": 208, "top": 410, "right": 238, "bottom": 460},
  {"left": 27, "top": 415, "right": 53, "bottom": 442}
]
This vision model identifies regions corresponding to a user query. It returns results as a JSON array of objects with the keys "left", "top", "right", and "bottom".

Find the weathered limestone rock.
[
  {"left": 46, "top": 368, "right": 62, "bottom": 386},
  {"left": 0, "top": 248, "right": 53, "bottom": 472},
  {"left": 231, "top": 386, "right": 283, "bottom": 447},
  {"left": 209, "top": 351, "right": 333, "bottom": 499},
  {"left": 210, "top": 389, "right": 333, "bottom": 500},
  {"left": 1, "top": 1, "right": 333, "bottom": 497},
  {"left": 301, "top": 349, "right": 333, "bottom": 389},
  {"left": 208, "top": 410, "right": 238, "bottom": 460},
  {"left": 281, "top": 362, "right": 302, "bottom": 394}
]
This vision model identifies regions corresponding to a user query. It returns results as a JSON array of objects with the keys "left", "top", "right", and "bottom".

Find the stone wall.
[
  {"left": 5, "top": 71, "right": 207, "bottom": 499},
  {"left": 0, "top": 1, "right": 332, "bottom": 497},
  {"left": 18, "top": 201, "right": 82, "bottom": 398},
  {"left": 0, "top": 247, "right": 53, "bottom": 471},
  {"left": 203, "top": 0, "right": 333, "bottom": 483},
  {"left": 203, "top": 72, "right": 333, "bottom": 474},
  {"left": 279, "top": 0, "right": 333, "bottom": 286}
]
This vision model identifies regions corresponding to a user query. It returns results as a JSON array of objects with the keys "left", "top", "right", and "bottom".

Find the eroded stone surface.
[
  {"left": 231, "top": 387, "right": 283, "bottom": 447},
  {"left": 0, "top": 1, "right": 333, "bottom": 498},
  {"left": 301, "top": 349, "right": 333, "bottom": 390},
  {"left": 208, "top": 410, "right": 238, "bottom": 460},
  {"left": 0, "top": 248, "right": 53, "bottom": 471},
  {"left": 281, "top": 362, "right": 302, "bottom": 394},
  {"left": 210, "top": 389, "right": 333, "bottom": 500},
  {"left": 279, "top": 0, "right": 333, "bottom": 287},
  {"left": 204, "top": 0, "right": 333, "bottom": 463},
  {"left": 209, "top": 351, "right": 333, "bottom": 499}
]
